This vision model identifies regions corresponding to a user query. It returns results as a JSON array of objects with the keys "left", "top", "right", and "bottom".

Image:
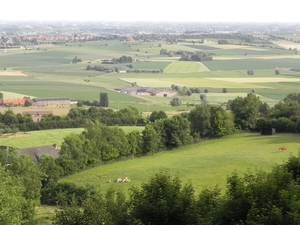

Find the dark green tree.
[
  {"left": 170, "top": 97, "right": 181, "bottom": 106},
  {"left": 161, "top": 115, "right": 192, "bottom": 148},
  {"left": 149, "top": 110, "right": 167, "bottom": 122},
  {"left": 126, "top": 131, "right": 142, "bottom": 159},
  {"left": 100, "top": 92, "right": 109, "bottom": 107},
  {"left": 141, "top": 124, "right": 160, "bottom": 155},
  {"left": 189, "top": 105, "right": 211, "bottom": 137},
  {"left": 228, "top": 93, "right": 262, "bottom": 130},
  {"left": 247, "top": 69, "right": 254, "bottom": 75}
]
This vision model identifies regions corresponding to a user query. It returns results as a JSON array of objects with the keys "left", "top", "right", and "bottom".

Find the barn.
[{"left": 32, "top": 97, "right": 70, "bottom": 106}]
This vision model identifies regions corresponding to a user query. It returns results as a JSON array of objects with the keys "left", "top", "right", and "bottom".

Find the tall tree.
[
  {"left": 141, "top": 124, "right": 160, "bottom": 155},
  {"left": 189, "top": 105, "right": 211, "bottom": 138},
  {"left": 100, "top": 92, "right": 109, "bottom": 107},
  {"left": 161, "top": 115, "right": 192, "bottom": 148},
  {"left": 228, "top": 93, "right": 262, "bottom": 130}
]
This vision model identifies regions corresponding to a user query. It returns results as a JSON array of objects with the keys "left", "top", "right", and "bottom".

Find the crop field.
[
  {"left": 0, "top": 91, "right": 35, "bottom": 99},
  {"left": 0, "top": 71, "right": 27, "bottom": 76},
  {"left": 164, "top": 61, "right": 209, "bottom": 73},
  {"left": 1, "top": 38, "right": 300, "bottom": 110},
  {"left": 120, "top": 77, "right": 271, "bottom": 89},
  {"left": 207, "top": 77, "right": 300, "bottom": 83},
  {"left": 60, "top": 133, "right": 300, "bottom": 196}
]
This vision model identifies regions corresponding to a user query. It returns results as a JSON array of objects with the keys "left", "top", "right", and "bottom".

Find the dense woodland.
[{"left": 1, "top": 92, "right": 300, "bottom": 224}]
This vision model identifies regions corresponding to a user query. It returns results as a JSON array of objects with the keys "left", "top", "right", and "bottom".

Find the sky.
[{"left": 1, "top": 0, "right": 299, "bottom": 23}]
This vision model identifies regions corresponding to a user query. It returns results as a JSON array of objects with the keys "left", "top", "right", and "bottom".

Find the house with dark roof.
[
  {"left": 18, "top": 144, "right": 60, "bottom": 163},
  {"left": 32, "top": 97, "right": 70, "bottom": 106}
]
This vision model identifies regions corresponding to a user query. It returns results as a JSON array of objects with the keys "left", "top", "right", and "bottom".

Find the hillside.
[{"left": 60, "top": 132, "right": 300, "bottom": 195}]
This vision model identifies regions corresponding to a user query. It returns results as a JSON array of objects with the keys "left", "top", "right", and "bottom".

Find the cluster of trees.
[
  {"left": 86, "top": 64, "right": 163, "bottom": 74},
  {"left": 0, "top": 150, "right": 42, "bottom": 224},
  {"left": 180, "top": 51, "right": 213, "bottom": 62},
  {"left": 228, "top": 92, "right": 300, "bottom": 132},
  {"left": 171, "top": 84, "right": 201, "bottom": 96},
  {"left": 72, "top": 56, "right": 82, "bottom": 64},
  {"left": 53, "top": 152, "right": 300, "bottom": 225},
  {"left": 110, "top": 55, "right": 133, "bottom": 64},
  {"left": 68, "top": 106, "right": 144, "bottom": 126},
  {"left": 218, "top": 39, "right": 233, "bottom": 44},
  {"left": 0, "top": 105, "right": 145, "bottom": 134}
]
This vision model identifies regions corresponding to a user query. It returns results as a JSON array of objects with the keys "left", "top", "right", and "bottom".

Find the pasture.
[
  {"left": 60, "top": 133, "right": 300, "bottom": 196},
  {"left": 1, "top": 39, "right": 300, "bottom": 110},
  {"left": 0, "top": 126, "right": 144, "bottom": 149}
]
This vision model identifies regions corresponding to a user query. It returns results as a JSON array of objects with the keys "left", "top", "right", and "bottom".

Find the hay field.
[
  {"left": 0, "top": 71, "right": 27, "bottom": 76},
  {"left": 164, "top": 61, "right": 209, "bottom": 73},
  {"left": 0, "top": 91, "right": 35, "bottom": 99},
  {"left": 207, "top": 77, "right": 300, "bottom": 83}
]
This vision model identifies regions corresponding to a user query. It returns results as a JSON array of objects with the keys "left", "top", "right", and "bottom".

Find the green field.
[
  {"left": 0, "top": 127, "right": 144, "bottom": 149},
  {"left": 164, "top": 61, "right": 209, "bottom": 73},
  {"left": 60, "top": 133, "right": 300, "bottom": 196},
  {"left": 1, "top": 39, "right": 300, "bottom": 110}
]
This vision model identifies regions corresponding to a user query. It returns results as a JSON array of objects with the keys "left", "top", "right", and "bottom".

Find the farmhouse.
[
  {"left": 22, "top": 111, "right": 53, "bottom": 122},
  {"left": 18, "top": 144, "right": 60, "bottom": 163},
  {"left": 32, "top": 97, "right": 70, "bottom": 106},
  {"left": 121, "top": 87, "right": 177, "bottom": 97},
  {"left": 147, "top": 89, "right": 178, "bottom": 97},
  {"left": 0, "top": 98, "right": 26, "bottom": 106}
]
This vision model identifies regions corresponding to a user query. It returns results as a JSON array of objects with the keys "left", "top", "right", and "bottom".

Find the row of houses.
[
  {"left": 0, "top": 97, "right": 72, "bottom": 107},
  {"left": 120, "top": 87, "right": 178, "bottom": 97}
]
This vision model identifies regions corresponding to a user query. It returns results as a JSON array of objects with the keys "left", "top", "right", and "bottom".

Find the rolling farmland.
[{"left": 0, "top": 38, "right": 300, "bottom": 111}]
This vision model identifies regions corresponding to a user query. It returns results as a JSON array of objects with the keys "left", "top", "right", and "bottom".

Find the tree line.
[{"left": 0, "top": 105, "right": 145, "bottom": 135}]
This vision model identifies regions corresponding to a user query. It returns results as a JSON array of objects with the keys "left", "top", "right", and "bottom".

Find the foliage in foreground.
[{"left": 53, "top": 153, "right": 300, "bottom": 224}]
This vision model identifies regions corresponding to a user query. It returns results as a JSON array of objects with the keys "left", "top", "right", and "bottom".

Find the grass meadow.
[
  {"left": 60, "top": 132, "right": 300, "bottom": 196},
  {"left": 0, "top": 126, "right": 145, "bottom": 149}
]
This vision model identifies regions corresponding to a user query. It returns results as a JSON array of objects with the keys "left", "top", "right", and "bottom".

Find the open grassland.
[
  {"left": 60, "top": 133, "right": 300, "bottom": 196},
  {"left": 0, "top": 128, "right": 84, "bottom": 149},
  {"left": 164, "top": 61, "right": 209, "bottom": 73},
  {"left": 0, "top": 126, "right": 144, "bottom": 149},
  {"left": 0, "top": 91, "right": 35, "bottom": 99}
]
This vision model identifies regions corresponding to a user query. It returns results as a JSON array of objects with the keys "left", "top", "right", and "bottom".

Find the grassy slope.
[
  {"left": 60, "top": 132, "right": 300, "bottom": 196},
  {"left": 0, "top": 126, "right": 144, "bottom": 149}
]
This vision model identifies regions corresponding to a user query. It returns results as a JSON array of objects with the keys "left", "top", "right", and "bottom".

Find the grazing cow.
[
  {"left": 122, "top": 177, "right": 131, "bottom": 182},
  {"left": 279, "top": 146, "right": 287, "bottom": 151}
]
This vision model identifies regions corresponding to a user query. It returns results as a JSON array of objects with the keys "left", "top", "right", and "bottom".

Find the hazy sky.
[{"left": 1, "top": 0, "right": 299, "bottom": 23}]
